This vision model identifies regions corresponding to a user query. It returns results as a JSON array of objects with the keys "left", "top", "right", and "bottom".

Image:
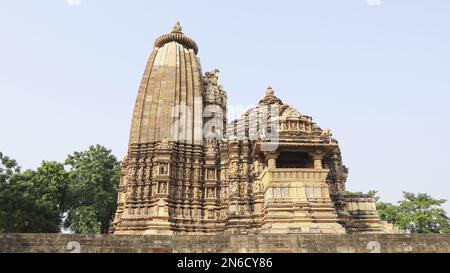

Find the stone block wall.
[{"left": 0, "top": 234, "right": 449, "bottom": 253}]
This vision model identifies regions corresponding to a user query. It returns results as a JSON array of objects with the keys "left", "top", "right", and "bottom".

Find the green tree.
[
  {"left": 0, "top": 152, "right": 20, "bottom": 182},
  {"left": 377, "top": 192, "right": 450, "bottom": 233},
  {"left": 64, "top": 145, "right": 120, "bottom": 234},
  {"left": 28, "top": 161, "right": 69, "bottom": 212},
  {"left": 0, "top": 152, "right": 23, "bottom": 232},
  {"left": 0, "top": 155, "right": 68, "bottom": 233}
]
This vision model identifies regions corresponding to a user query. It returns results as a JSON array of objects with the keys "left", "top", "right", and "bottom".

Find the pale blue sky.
[{"left": 1, "top": 1, "right": 449, "bottom": 212}]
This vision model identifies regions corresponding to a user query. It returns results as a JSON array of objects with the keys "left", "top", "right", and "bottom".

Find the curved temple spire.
[{"left": 129, "top": 23, "right": 203, "bottom": 145}]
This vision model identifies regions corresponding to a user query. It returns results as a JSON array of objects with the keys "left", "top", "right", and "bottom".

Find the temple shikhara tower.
[{"left": 111, "top": 23, "right": 400, "bottom": 235}]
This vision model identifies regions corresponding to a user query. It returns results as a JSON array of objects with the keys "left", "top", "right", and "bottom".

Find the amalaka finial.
[
  {"left": 155, "top": 20, "right": 198, "bottom": 54},
  {"left": 172, "top": 21, "right": 183, "bottom": 33},
  {"left": 266, "top": 86, "right": 274, "bottom": 96}
]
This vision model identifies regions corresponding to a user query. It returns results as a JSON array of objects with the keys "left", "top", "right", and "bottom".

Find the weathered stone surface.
[
  {"left": 111, "top": 22, "right": 400, "bottom": 235},
  {"left": 1, "top": 234, "right": 449, "bottom": 253}
]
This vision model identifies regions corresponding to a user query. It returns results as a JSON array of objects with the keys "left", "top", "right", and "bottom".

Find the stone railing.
[
  {"left": 344, "top": 196, "right": 377, "bottom": 214},
  {"left": 260, "top": 168, "right": 331, "bottom": 202},
  {"left": 262, "top": 168, "right": 329, "bottom": 182}
]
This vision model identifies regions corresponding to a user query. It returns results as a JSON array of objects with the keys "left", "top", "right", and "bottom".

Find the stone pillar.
[
  {"left": 314, "top": 158, "right": 322, "bottom": 169},
  {"left": 310, "top": 151, "right": 324, "bottom": 169},
  {"left": 266, "top": 152, "right": 279, "bottom": 169}
]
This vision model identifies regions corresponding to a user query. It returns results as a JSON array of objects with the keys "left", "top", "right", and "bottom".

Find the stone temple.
[{"left": 110, "top": 22, "right": 399, "bottom": 235}]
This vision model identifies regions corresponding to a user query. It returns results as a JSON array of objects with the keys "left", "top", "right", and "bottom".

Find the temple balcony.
[{"left": 259, "top": 168, "right": 331, "bottom": 203}]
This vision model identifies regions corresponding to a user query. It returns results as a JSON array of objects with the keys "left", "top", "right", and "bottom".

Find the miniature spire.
[
  {"left": 266, "top": 86, "right": 275, "bottom": 96},
  {"left": 258, "top": 86, "right": 282, "bottom": 105},
  {"left": 172, "top": 21, "right": 183, "bottom": 33}
]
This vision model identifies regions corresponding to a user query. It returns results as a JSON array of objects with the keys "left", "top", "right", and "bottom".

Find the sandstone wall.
[{"left": 1, "top": 234, "right": 449, "bottom": 253}]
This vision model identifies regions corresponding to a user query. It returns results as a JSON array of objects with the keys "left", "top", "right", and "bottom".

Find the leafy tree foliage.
[
  {"left": 0, "top": 156, "right": 67, "bottom": 233},
  {"left": 0, "top": 152, "right": 20, "bottom": 182},
  {"left": 0, "top": 146, "right": 120, "bottom": 234},
  {"left": 63, "top": 145, "right": 120, "bottom": 234},
  {"left": 377, "top": 192, "right": 450, "bottom": 233}
]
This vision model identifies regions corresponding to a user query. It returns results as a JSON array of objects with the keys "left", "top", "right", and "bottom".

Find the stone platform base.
[{"left": 1, "top": 234, "right": 449, "bottom": 253}]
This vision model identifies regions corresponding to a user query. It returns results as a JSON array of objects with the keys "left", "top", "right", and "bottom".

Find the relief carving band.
[{"left": 110, "top": 22, "right": 401, "bottom": 235}]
